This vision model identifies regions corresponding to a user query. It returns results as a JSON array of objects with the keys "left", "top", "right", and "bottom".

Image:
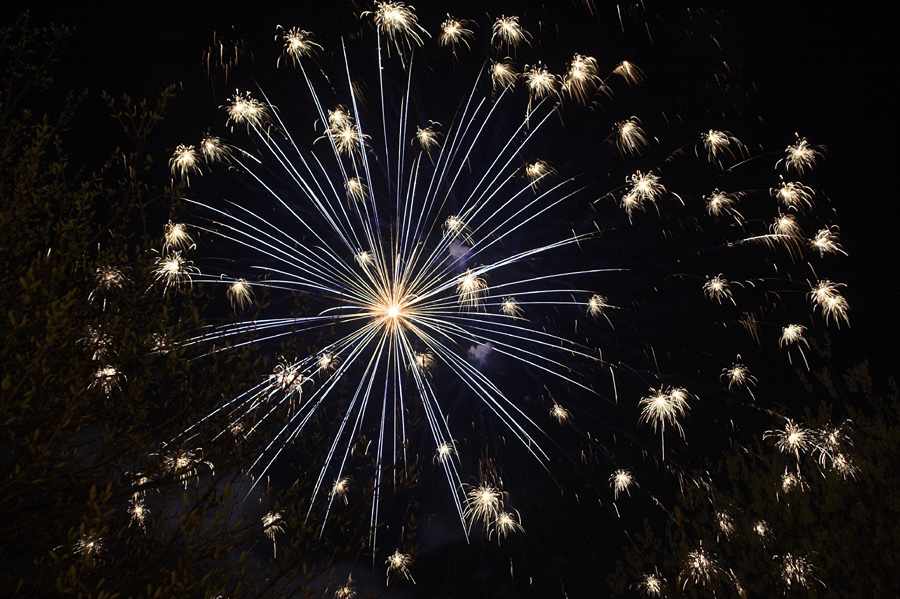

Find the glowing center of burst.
[{"left": 388, "top": 305, "right": 400, "bottom": 319}]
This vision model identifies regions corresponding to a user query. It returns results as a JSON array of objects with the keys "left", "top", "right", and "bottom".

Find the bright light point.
[{"left": 388, "top": 305, "right": 400, "bottom": 318}]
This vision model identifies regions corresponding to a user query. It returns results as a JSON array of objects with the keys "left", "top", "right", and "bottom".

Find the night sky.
[
  {"left": 15, "top": 0, "right": 894, "bottom": 372},
  {"left": 5, "top": 1, "right": 896, "bottom": 596}
]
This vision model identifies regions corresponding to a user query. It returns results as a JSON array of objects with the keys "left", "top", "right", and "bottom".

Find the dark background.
[
  {"left": 5, "top": 1, "right": 896, "bottom": 596},
  {"left": 13, "top": 0, "right": 894, "bottom": 377}
]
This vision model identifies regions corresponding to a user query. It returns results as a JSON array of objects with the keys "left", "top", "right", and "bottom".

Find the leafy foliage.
[
  {"left": 0, "top": 15, "right": 392, "bottom": 599},
  {"left": 609, "top": 361, "right": 899, "bottom": 598}
]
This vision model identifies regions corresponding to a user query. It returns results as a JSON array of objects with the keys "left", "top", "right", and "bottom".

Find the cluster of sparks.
[
  {"left": 144, "top": 1, "right": 854, "bottom": 585},
  {"left": 766, "top": 418, "right": 858, "bottom": 480},
  {"left": 629, "top": 416, "right": 857, "bottom": 594}
]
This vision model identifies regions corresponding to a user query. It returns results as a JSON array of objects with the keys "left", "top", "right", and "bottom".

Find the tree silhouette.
[
  {"left": 609, "top": 360, "right": 899, "bottom": 598},
  {"left": 0, "top": 16, "right": 406, "bottom": 598}
]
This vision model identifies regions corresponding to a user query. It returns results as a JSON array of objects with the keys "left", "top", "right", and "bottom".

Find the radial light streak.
[
  {"left": 165, "top": 4, "right": 851, "bottom": 567},
  {"left": 172, "top": 10, "right": 625, "bottom": 551}
]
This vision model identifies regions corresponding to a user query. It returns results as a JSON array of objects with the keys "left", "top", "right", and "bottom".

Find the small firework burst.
[
  {"left": 89, "top": 265, "right": 129, "bottom": 306},
  {"left": 700, "top": 129, "right": 744, "bottom": 167},
  {"left": 434, "top": 441, "right": 454, "bottom": 463},
  {"left": 227, "top": 278, "right": 254, "bottom": 311},
  {"left": 705, "top": 189, "right": 744, "bottom": 222},
  {"left": 778, "top": 468, "right": 808, "bottom": 499},
  {"left": 277, "top": 26, "right": 321, "bottom": 67},
  {"left": 765, "top": 418, "right": 813, "bottom": 465},
  {"left": 634, "top": 571, "right": 665, "bottom": 597},
  {"left": 385, "top": 550, "right": 414, "bottom": 583},
  {"left": 491, "top": 15, "right": 529, "bottom": 50},
  {"left": 331, "top": 477, "right": 351, "bottom": 504},
  {"left": 721, "top": 360, "right": 757, "bottom": 391},
  {"left": 78, "top": 326, "right": 113, "bottom": 362},
  {"left": 162, "top": 221, "right": 194, "bottom": 253},
  {"left": 73, "top": 532, "right": 104, "bottom": 568},
  {"left": 439, "top": 16, "right": 475, "bottom": 53},
  {"left": 490, "top": 510, "right": 524, "bottom": 542},
  {"left": 562, "top": 54, "right": 600, "bottom": 104},
  {"left": 456, "top": 269, "right": 487, "bottom": 308},
  {"left": 525, "top": 159, "right": 555, "bottom": 188},
  {"left": 716, "top": 511, "right": 734, "bottom": 540},
  {"left": 225, "top": 91, "right": 271, "bottom": 130},
  {"left": 161, "top": 447, "right": 214, "bottom": 487},
  {"left": 262, "top": 510, "right": 285, "bottom": 557},
  {"left": 363, "top": 1, "right": 428, "bottom": 54},
  {"left": 464, "top": 483, "right": 503, "bottom": 533},
  {"left": 809, "top": 279, "right": 850, "bottom": 327},
  {"left": 334, "top": 574, "right": 357, "bottom": 599},
  {"left": 413, "top": 123, "right": 442, "bottom": 154},
  {"left": 523, "top": 62, "right": 558, "bottom": 101},
  {"left": 268, "top": 359, "right": 308, "bottom": 396},
  {"left": 262, "top": 511, "right": 284, "bottom": 540},
  {"left": 586, "top": 294, "right": 612, "bottom": 319},
  {"left": 639, "top": 387, "right": 692, "bottom": 459},
  {"left": 442, "top": 214, "right": 473, "bottom": 244},
  {"left": 200, "top": 135, "right": 232, "bottom": 163},
  {"left": 619, "top": 170, "right": 665, "bottom": 218},
  {"left": 413, "top": 352, "right": 435, "bottom": 373},
  {"left": 810, "top": 227, "right": 845, "bottom": 256},
  {"left": 170, "top": 144, "right": 200, "bottom": 181},
  {"left": 500, "top": 297, "right": 523, "bottom": 318},
  {"left": 153, "top": 252, "right": 198, "bottom": 292},
  {"left": 753, "top": 519, "right": 771, "bottom": 540},
  {"left": 613, "top": 60, "right": 645, "bottom": 85},
  {"left": 616, "top": 118, "right": 649, "bottom": 155},
  {"left": 128, "top": 498, "right": 149, "bottom": 530},
  {"left": 490, "top": 59, "right": 518, "bottom": 90},
  {"left": 780, "top": 324, "right": 807, "bottom": 348},
  {"left": 681, "top": 547, "right": 719, "bottom": 589},
  {"left": 782, "top": 136, "right": 824, "bottom": 175},
  {"left": 550, "top": 403, "right": 571, "bottom": 424},
  {"left": 610, "top": 469, "right": 636, "bottom": 499},
  {"left": 89, "top": 365, "right": 124, "bottom": 395},
  {"left": 772, "top": 180, "right": 814, "bottom": 210},
  {"left": 778, "top": 553, "right": 819, "bottom": 589},
  {"left": 345, "top": 178, "right": 368, "bottom": 203},
  {"left": 780, "top": 324, "right": 809, "bottom": 368},
  {"left": 703, "top": 274, "right": 733, "bottom": 304}
]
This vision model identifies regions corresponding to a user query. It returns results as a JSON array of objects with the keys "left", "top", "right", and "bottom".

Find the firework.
[
  {"left": 262, "top": 511, "right": 285, "bottom": 557},
  {"left": 89, "top": 265, "right": 129, "bottom": 308},
  {"left": 464, "top": 483, "right": 502, "bottom": 534},
  {"left": 491, "top": 15, "right": 529, "bottom": 51},
  {"left": 277, "top": 26, "right": 322, "bottom": 67},
  {"left": 385, "top": 550, "right": 414, "bottom": 583},
  {"left": 89, "top": 365, "right": 123, "bottom": 396},
  {"left": 765, "top": 418, "right": 813, "bottom": 467},
  {"left": 439, "top": 16, "right": 475, "bottom": 54},
  {"left": 128, "top": 498, "right": 149, "bottom": 530},
  {"left": 490, "top": 510, "right": 524, "bottom": 542},
  {"left": 334, "top": 574, "right": 357, "bottom": 599},
  {"left": 781, "top": 136, "right": 825, "bottom": 175},
  {"left": 167, "top": 2, "right": 848, "bottom": 569},
  {"left": 721, "top": 360, "right": 757, "bottom": 392},
  {"left": 610, "top": 469, "right": 636, "bottom": 499},
  {"left": 550, "top": 403, "right": 572, "bottom": 424},
  {"left": 681, "top": 547, "right": 719, "bottom": 589},
  {"left": 778, "top": 553, "right": 819, "bottom": 589},
  {"left": 160, "top": 447, "right": 214, "bottom": 487},
  {"left": 639, "top": 387, "right": 692, "bottom": 460},
  {"left": 634, "top": 572, "right": 665, "bottom": 597},
  {"left": 73, "top": 533, "right": 104, "bottom": 569}
]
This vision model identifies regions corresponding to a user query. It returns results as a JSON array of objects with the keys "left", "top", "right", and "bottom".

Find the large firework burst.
[{"left": 163, "top": 1, "right": 847, "bottom": 570}]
